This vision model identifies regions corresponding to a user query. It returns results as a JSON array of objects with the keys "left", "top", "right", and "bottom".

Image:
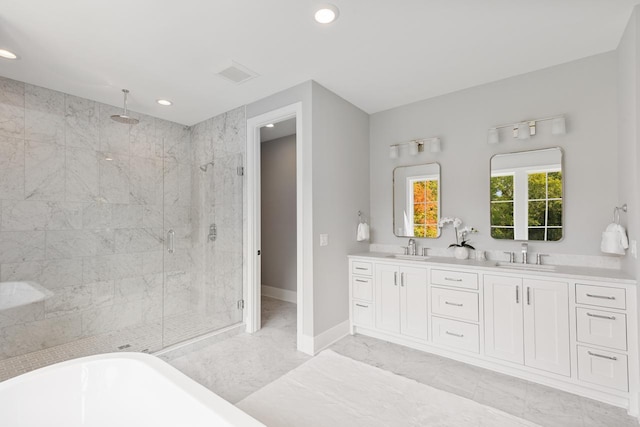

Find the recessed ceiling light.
[
  {"left": 156, "top": 99, "right": 172, "bottom": 106},
  {"left": 265, "top": 123, "right": 274, "bottom": 128},
  {"left": 0, "top": 49, "right": 19, "bottom": 60},
  {"left": 314, "top": 4, "right": 339, "bottom": 24}
]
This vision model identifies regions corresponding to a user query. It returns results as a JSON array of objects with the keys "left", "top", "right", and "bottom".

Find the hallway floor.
[{"left": 167, "top": 297, "right": 636, "bottom": 427}]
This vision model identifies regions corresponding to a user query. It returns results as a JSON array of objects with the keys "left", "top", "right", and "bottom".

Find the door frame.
[{"left": 246, "top": 102, "right": 308, "bottom": 353}]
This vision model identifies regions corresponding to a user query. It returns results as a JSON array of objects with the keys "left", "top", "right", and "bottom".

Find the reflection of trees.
[{"left": 413, "top": 180, "right": 438, "bottom": 237}]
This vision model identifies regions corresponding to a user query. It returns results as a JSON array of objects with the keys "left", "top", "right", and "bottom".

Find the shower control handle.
[{"left": 167, "top": 229, "right": 175, "bottom": 254}]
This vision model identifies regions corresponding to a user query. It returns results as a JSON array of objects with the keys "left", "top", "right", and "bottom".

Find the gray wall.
[
  {"left": 261, "top": 134, "right": 297, "bottom": 292},
  {"left": 311, "top": 82, "right": 370, "bottom": 335},
  {"left": 370, "top": 53, "right": 618, "bottom": 257}
]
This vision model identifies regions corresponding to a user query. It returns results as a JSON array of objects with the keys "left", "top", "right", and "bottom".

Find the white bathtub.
[{"left": 0, "top": 352, "right": 264, "bottom": 427}]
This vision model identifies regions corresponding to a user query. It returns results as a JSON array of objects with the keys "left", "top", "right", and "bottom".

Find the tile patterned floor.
[{"left": 168, "top": 297, "right": 637, "bottom": 427}]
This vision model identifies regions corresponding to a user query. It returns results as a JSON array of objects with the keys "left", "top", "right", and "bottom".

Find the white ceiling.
[{"left": 0, "top": 0, "right": 637, "bottom": 126}]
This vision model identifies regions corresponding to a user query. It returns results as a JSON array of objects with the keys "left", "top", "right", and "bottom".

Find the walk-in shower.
[{"left": 0, "top": 77, "right": 246, "bottom": 380}]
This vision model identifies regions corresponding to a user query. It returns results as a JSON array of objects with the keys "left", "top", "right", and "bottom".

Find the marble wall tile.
[
  {"left": 81, "top": 300, "right": 142, "bottom": 337},
  {"left": 24, "top": 141, "right": 65, "bottom": 201},
  {"left": 44, "top": 280, "right": 114, "bottom": 318},
  {"left": 164, "top": 160, "right": 192, "bottom": 206},
  {"left": 66, "top": 147, "right": 99, "bottom": 202},
  {"left": 129, "top": 156, "right": 162, "bottom": 205},
  {"left": 0, "top": 231, "right": 45, "bottom": 263},
  {"left": 157, "top": 119, "right": 190, "bottom": 163},
  {"left": 82, "top": 253, "right": 143, "bottom": 283},
  {"left": 65, "top": 95, "right": 98, "bottom": 150},
  {"left": 1, "top": 201, "right": 82, "bottom": 231},
  {"left": 114, "top": 228, "right": 163, "bottom": 253},
  {"left": 142, "top": 205, "right": 163, "bottom": 228},
  {"left": 24, "top": 85, "right": 65, "bottom": 145},
  {"left": 129, "top": 113, "right": 157, "bottom": 159},
  {"left": 45, "top": 229, "right": 113, "bottom": 259},
  {"left": 111, "top": 204, "right": 143, "bottom": 228},
  {"left": 99, "top": 153, "right": 129, "bottom": 204},
  {"left": 0, "top": 137, "right": 25, "bottom": 200},
  {"left": 39, "top": 259, "right": 83, "bottom": 290},
  {"left": 99, "top": 104, "right": 130, "bottom": 155},
  {"left": 0, "top": 314, "right": 82, "bottom": 359},
  {"left": 0, "top": 301, "right": 44, "bottom": 329},
  {"left": 0, "top": 77, "right": 25, "bottom": 139},
  {"left": 0, "top": 260, "right": 42, "bottom": 282},
  {"left": 142, "top": 251, "right": 163, "bottom": 275},
  {"left": 82, "top": 202, "right": 112, "bottom": 229}
]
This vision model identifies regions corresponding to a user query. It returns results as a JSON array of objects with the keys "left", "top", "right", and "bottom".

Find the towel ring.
[
  {"left": 614, "top": 204, "right": 628, "bottom": 224},
  {"left": 358, "top": 211, "right": 367, "bottom": 224}
]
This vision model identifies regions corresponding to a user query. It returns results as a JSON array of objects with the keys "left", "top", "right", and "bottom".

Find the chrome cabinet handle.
[
  {"left": 444, "top": 277, "right": 463, "bottom": 282},
  {"left": 586, "top": 312, "right": 616, "bottom": 321},
  {"left": 355, "top": 303, "right": 368, "bottom": 308},
  {"left": 586, "top": 293, "right": 616, "bottom": 300},
  {"left": 167, "top": 229, "right": 175, "bottom": 254},
  {"left": 355, "top": 267, "right": 367, "bottom": 270},
  {"left": 516, "top": 286, "right": 520, "bottom": 304},
  {"left": 394, "top": 271, "right": 398, "bottom": 286},
  {"left": 401, "top": 272, "right": 405, "bottom": 287},
  {"left": 587, "top": 351, "right": 617, "bottom": 361},
  {"left": 445, "top": 301, "right": 463, "bottom": 307},
  {"left": 445, "top": 331, "right": 464, "bottom": 338},
  {"left": 354, "top": 279, "right": 368, "bottom": 283},
  {"left": 526, "top": 287, "right": 531, "bottom": 305}
]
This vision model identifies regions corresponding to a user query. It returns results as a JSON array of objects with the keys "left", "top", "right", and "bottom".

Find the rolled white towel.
[{"left": 357, "top": 222, "right": 370, "bottom": 242}]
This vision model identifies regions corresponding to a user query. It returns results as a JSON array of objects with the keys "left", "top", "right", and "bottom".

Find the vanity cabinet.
[
  {"left": 484, "top": 275, "right": 570, "bottom": 375},
  {"left": 348, "top": 254, "right": 638, "bottom": 416},
  {"left": 375, "top": 263, "right": 428, "bottom": 340}
]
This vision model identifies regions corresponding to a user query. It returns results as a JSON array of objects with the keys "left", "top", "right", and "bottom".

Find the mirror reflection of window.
[
  {"left": 490, "top": 148, "right": 563, "bottom": 242},
  {"left": 393, "top": 163, "right": 441, "bottom": 238},
  {"left": 407, "top": 175, "right": 439, "bottom": 237}
]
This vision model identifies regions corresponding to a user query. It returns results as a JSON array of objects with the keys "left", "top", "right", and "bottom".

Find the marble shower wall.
[
  {"left": 188, "top": 107, "right": 245, "bottom": 337},
  {"left": 0, "top": 76, "right": 193, "bottom": 359}
]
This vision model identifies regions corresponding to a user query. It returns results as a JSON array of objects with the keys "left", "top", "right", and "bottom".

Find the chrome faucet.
[
  {"left": 408, "top": 239, "right": 416, "bottom": 256},
  {"left": 521, "top": 243, "right": 528, "bottom": 264}
]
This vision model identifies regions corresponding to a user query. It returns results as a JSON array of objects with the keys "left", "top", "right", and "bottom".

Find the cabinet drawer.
[
  {"left": 352, "top": 276, "right": 373, "bottom": 302},
  {"left": 431, "top": 316, "right": 479, "bottom": 353},
  {"left": 352, "top": 301, "right": 374, "bottom": 327},
  {"left": 352, "top": 261, "right": 373, "bottom": 276},
  {"left": 576, "top": 284, "right": 626, "bottom": 310},
  {"left": 577, "top": 346, "right": 628, "bottom": 391},
  {"left": 431, "top": 269, "right": 478, "bottom": 290},
  {"left": 576, "top": 308, "right": 627, "bottom": 351},
  {"left": 431, "top": 287, "right": 479, "bottom": 322}
]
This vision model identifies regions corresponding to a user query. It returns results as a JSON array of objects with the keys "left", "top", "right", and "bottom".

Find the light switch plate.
[
  {"left": 631, "top": 240, "right": 637, "bottom": 259},
  {"left": 320, "top": 234, "right": 329, "bottom": 246}
]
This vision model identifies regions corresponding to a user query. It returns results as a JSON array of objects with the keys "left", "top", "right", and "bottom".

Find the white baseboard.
[
  {"left": 312, "top": 320, "right": 350, "bottom": 355},
  {"left": 262, "top": 285, "right": 297, "bottom": 303}
]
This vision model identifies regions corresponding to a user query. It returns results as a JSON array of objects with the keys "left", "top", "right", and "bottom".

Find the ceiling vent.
[{"left": 214, "top": 60, "right": 258, "bottom": 84}]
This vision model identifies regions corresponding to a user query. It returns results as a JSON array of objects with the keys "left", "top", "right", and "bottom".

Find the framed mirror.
[
  {"left": 490, "top": 147, "right": 563, "bottom": 241},
  {"left": 393, "top": 163, "right": 441, "bottom": 238}
]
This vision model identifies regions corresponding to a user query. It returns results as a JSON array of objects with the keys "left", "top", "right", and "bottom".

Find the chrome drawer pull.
[
  {"left": 586, "top": 293, "right": 616, "bottom": 300},
  {"left": 355, "top": 304, "right": 368, "bottom": 308},
  {"left": 444, "top": 277, "right": 463, "bottom": 282},
  {"left": 586, "top": 313, "right": 616, "bottom": 320},
  {"left": 355, "top": 267, "right": 368, "bottom": 270},
  {"left": 445, "top": 301, "right": 463, "bottom": 307},
  {"left": 354, "top": 279, "right": 368, "bottom": 283},
  {"left": 445, "top": 331, "right": 464, "bottom": 338},
  {"left": 587, "top": 351, "right": 618, "bottom": 361}
]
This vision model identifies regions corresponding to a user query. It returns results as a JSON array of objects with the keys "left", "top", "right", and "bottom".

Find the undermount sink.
[
  {"left": 495, "top": 262, "right": 557, "bottom": 272},
  {"left": 386, "top": 254, "right": 430, "bottom": 261}
]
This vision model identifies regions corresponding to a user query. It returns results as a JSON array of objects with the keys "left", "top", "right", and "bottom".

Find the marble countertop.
[{"left": 349, "top": 252, "right": 637, "bottom": 285}]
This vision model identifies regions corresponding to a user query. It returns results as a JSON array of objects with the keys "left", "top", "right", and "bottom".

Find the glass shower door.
[{"left": 161, "top": 112, "right": 244, "bottom": 348}]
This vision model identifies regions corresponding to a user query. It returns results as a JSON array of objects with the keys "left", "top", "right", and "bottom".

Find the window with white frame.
[{"left": 406, "top": 175, "right": 439, "bottom": 238}]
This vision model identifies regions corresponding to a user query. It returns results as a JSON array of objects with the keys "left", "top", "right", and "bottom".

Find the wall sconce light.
[
  {"left": 487, "top": 115, "right": 567, "bottom": 144},
  {"left": 389, "top": 145, "right": 399, "bottom": 159},
  {"left": 389, "top": 137, "right": 441, "bottom": 159}
]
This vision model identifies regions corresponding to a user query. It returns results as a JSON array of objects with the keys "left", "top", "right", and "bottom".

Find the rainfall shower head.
[
  {"left": 199, "top": 160, "right": 214, "bottom": 172},
  {"left": 111, "top": 89, "right": 139, "bottom": 125}
]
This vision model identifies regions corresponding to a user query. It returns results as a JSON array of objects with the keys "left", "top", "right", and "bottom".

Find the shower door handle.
[{"left": 167, "top": 229, "right": 175, "bottom": 254}]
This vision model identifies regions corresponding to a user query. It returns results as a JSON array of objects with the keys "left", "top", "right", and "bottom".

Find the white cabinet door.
[
  {"left": 523, "top": 279, "right": 571, "bottom": 376},
  {"left": 400, "top": 266, "right": 428, "bottom": 340},
  {"left": 375, "top": 264, "right": 400, "bottom": 333},
  {"left": 484, "top": 275, "right": 524, "bottom": 364}
]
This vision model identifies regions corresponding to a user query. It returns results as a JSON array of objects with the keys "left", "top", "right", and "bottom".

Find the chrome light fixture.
[
  {"left": 389, "top": 137, "right": 441, "bottom": 159},
  {"left": 487, "top": 115, "right": 567, "bottom": 144}
]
